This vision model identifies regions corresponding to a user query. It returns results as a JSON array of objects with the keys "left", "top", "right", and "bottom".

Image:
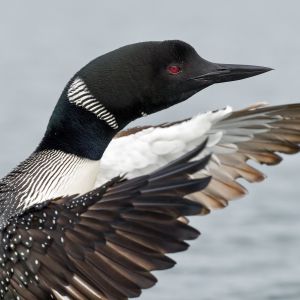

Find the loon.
[{"left": 0, "top": 40, "right": 277, "bottom": 299}]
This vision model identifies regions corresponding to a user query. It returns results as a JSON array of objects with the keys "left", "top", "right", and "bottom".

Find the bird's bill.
[{"left": 191, "top": 62, "right": 273, "bottom": 84}]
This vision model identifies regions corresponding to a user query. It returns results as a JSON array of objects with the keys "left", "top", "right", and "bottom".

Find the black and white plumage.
[
  {"left": 68, "top": 77, "right": 119, "bottom": 129},
  {"left": 0, "top": 151, "right": 100, "bottom": 229},
  {"left": 0, "top": 40, "right": 282, "bottom": 299},
  {"left": 0, "top": 143, "right": 210, "bottom": 299},
  {"left": 101, "top": 103, "right": 300, "bottom": 212}
]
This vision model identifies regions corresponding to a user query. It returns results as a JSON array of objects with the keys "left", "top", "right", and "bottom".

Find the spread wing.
[
  {"left": 0, "top": 143, "right": 211, "bottom": 300},
  {"left": 98, "top": 103, "right": 300, "bottom": 212}
]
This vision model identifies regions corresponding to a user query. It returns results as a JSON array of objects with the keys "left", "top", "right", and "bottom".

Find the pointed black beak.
[{"left": 191, "top": 62, "right": 273, "bottom": 84}]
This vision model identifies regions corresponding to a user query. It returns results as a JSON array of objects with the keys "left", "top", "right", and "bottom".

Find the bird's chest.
[
  {"left": 47, "top": 158, "right": 101, "bottom": 199},
  {"left": 0, "top": 151, "right": 101, "bottom": 213}
]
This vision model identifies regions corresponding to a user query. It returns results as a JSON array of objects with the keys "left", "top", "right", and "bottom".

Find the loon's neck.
[
  {"left": 36, "top": 92, "right": 122, "bottom": 160},
  {"left": 0, "top": 87, "right": 130, "bottom": 227}
]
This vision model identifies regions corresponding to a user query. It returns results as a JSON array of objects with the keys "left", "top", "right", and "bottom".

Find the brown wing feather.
[{"left": 189, "top": 103, "right": 300, "bottom": 210}]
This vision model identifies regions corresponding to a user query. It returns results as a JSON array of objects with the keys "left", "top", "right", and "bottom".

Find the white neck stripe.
[{"left": 68, "top": 77, "right": 119, "bottom": 129}]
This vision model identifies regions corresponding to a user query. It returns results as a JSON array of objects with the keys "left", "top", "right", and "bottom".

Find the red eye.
[{"left": 167, "top": 65, "right": 182, "bottom": 75}]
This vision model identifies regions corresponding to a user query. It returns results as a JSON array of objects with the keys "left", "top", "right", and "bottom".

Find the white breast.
[{"left": 0, "top": 150, "right": 101, "bottom": 212}]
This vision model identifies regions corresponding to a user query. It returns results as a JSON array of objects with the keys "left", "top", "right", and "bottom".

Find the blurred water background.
[{"left": 0, "top": 1, "right": 300, "bottom": 299}]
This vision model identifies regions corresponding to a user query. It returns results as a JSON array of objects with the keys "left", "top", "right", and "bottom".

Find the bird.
[{"left": 0, "top": 39, "right": 290, "bottom": 299}]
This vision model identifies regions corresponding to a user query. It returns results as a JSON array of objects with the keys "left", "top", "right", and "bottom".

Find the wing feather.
[
  {"left": 0, "top": 143, "right": 211, "bottom": 299},
  {"left": 101, "top": 103, "right": 300, "bottom": 211}
]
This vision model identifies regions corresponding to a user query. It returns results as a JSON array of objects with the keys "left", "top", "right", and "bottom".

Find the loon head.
[
  {"left": 39, "top": 40, "right": 271, "bottom": 159},
  {"left": 67, "top": 40, "right": 271, "bottom": 128}
]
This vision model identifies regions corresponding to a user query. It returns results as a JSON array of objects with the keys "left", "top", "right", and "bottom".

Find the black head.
[{"left": 72, "top": 40, "right": 271, "bottom": 128}]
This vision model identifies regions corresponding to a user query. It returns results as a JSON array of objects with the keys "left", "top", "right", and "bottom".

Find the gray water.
[{"left": 1, "top": 1, "right": 300, "bottom": 299}]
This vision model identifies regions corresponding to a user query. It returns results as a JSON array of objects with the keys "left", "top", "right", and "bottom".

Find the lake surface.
[{"left": 0, "top": 1, "right": 300, "bottom": 299}]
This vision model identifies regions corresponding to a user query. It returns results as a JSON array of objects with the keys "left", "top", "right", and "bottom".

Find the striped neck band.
[{"left": 67, "top": 77, "right": 119, "bottom": 129}]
